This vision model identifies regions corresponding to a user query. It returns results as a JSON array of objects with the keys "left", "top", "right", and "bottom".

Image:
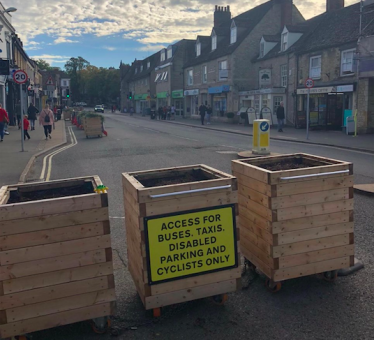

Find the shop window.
[
  {"left": 341, "top": 49, "right": 355, "bottom": 75},
  {"left": 310, "top": 56, "right": 321, "bottom": 79},
  {"left": 281, "top": 65, "right": 287, "bottom": 87},
  {"left": 219, "top": 60, "right": 228, "bottom": 81},
  {"left": 196, "top": 42, "right": 201, "bottom": 57},
  {"left": 230, "top": 21, "right": 237, "bottom": 44},
  {"left": 188, "top": 70, "right": 193, "bottom": 86},
  {"left": 202, "top": 65, "right": 207, "bottom": 83},
  {"left": 212, "top": 31, "right": 217, "bottom": 51}
]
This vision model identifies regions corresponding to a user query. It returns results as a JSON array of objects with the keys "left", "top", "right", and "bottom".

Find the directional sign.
[
  {"left": 13, "top": 70, "right": 28, "bottom": 84},
  {"left": 305, "top": 78, "right": 314, "bottom": 89}
]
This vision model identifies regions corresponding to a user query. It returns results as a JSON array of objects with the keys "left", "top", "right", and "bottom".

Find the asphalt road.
[{"left": 29, "top": 112, "right": 374, "bottom": 340}]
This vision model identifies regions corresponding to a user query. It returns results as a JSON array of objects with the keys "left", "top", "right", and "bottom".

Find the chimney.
[
  {"left": 326, "top": 0, "right": 344, "bottom": 12},
  {"left": 274, "top": 0, "right": 293, "bottom": 29},
  {"left": 214, "top": 5, "right": 232, "bottom": 28}
]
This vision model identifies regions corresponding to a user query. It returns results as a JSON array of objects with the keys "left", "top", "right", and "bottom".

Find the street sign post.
[
  {"left": 13, "top": 70, "right": 28, "bottom": 152},
  {"left": 305, "top": 78, "right": 314, "bottom": 140}
]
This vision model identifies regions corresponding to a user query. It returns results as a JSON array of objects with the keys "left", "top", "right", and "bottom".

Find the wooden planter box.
[
  {"left": 63, "top": 110, "right": 72, "bottom": 121},
  {"left": 122, "top": 165, "right": 240, "bottom": 315},
  {"left": 232, "top": 154, "right": 354, "bottom": 289},
  {"left": 84, "top": 117, "right": 102, "bottom": 138},
  {"left": 0, "top": 176, "right": 115, "bottom": 338}
]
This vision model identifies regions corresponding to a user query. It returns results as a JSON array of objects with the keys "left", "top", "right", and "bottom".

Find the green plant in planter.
[
  {"left": 226, "top": 112, "right": 235, "bottom": 119},
  {"left": 85, "top": 112, "right": 105, "bottom": 122}
]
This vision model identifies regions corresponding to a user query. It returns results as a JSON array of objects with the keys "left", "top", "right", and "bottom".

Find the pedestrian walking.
[
  {"left": 199, "top": 103, "right": 206, "bottom": 125},
  {"left": 23, "top": 115, "right": 31, "bottom": 140},
  {"left": 276, "top": 102, "right": 285, "bottom": 132},
  {"left": 206, "top": 104, "right": 212, "bottom": 125},
  {"left": 0, "top": 104, "right": 9, "bottom": 142},
  {"left": 171, "top": 105, "right": 175, "bottom": 120},
  {"left": 53, "top": 106, "right": 58, "bottom": 121},
  {"left": 27, "top": 103, "right": 39, "bottom": 130},
  {"left": 39, "top": 104, "right": 54, "bottom": 140},
  {"left": 158, "top": 106, "right": 163, "bottom": 120}
]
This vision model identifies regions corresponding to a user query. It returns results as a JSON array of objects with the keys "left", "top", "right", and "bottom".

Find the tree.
[
  {"left": 35, "top": 59, "right": 54, "bottom": 71},
  {"left": 64, "top": 57, "right": 90, "bottom": 102}
]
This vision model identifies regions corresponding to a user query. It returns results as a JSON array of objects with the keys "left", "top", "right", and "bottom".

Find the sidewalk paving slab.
[{"left": 0, "top": 120, "right": 66, "bottom": 187}]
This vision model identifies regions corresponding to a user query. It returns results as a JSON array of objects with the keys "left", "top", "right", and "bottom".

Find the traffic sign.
[
  {"left": 305, "top": 78, "right": 314, "bottom": 88},
  {"left": 46, "top": 76, "right": 54, "bottom": 85},
  {"left": 13, "top": 70, "right": 28, "bottom": 84}
]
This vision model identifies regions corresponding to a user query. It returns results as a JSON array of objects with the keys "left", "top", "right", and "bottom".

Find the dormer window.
[
  {"left": 212, "top": 31, "right": 217, "bottom": 51},
  {"left": 230, "top": 21, "right": 237, "bottom": 44},
  {"left": 140, "top": 65, "right": 143, "bottom": 72},
  {"left": 281, "top": 32, "right": 288, "bottom": 51},
  {"left": 160, "top": 49, "right": 166, "bottom": 62},
  {"left": 167, "top": 46, "right": 172, "bottom": 59},
  {"left": 196, "top": 41, "right": 201, "bottom": 57},
  {"left": 260, "top": 42, "right": 265, "bottom": 58},
  {"left": 147, "top": 61, "right": 150, "bottom": 69}
]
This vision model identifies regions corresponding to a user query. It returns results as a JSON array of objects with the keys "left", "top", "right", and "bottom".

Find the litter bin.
[
  {"left": 150, "top": 109, "right": 156, "bottom": 119},
  {"left": 56, "top": 109, "right": 62, "bottom": 121}
]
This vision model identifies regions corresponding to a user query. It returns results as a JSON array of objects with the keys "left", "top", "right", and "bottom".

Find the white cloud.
[
  {"left": 2, "top": 0, "right": 358, "bottom": 49},
  {"left": 138, "top": 44, "right": 166, "bottom": 52},
  {"left": 30, "top": 54, "right": 71, "bottom": 64},
  {"left": 103, "top": 46, "right": 117, "bottom": 51}
]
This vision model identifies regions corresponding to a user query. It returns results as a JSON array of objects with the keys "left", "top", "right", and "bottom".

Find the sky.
[{"left": 2, "top": 0, "right": 357, "bottom": 69}]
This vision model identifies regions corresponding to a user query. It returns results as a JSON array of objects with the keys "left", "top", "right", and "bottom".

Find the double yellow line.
[{"left": 39, "top": 126, "right": 78, "bottom": 182}]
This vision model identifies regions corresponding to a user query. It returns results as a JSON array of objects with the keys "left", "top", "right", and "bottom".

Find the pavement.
[
  {"left": 0, "top": 119, "right": 66, "bottom": 187},
  {"left": 117, "top": 112, "right": 374, "bottom": 153}
]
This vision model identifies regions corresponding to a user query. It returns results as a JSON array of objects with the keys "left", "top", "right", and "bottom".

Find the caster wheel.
[
  {"left": 265, "top": 279, "right": 282, "bottom": 293},
  {"left": 211, "top": 293, "right": 228, "bottom": 305},
  {"left": 153, "top": 307, "right": 161, "bottom": 318},
  {"left": 91, "top": 318, "right": 111, "bottom": 334},
  {"left": 322, "top": 270, "right": 338, "bottom": 282}
]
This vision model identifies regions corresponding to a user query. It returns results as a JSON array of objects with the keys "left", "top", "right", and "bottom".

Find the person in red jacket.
[
  {"left": 23, "top": 115, "right": 31, "bottom": 140},
  {"left": 0, "top": 103, "right": 9, "bottom": 142}
]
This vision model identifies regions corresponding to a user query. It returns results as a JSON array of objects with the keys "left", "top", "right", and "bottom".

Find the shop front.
[
  {"left": 134, "top": 94, "right": 149, "bottom": 114},
  {"left": 208, "top": 85, "right": 230, "bottom": 117},
  {"left": 171, "top": 90, "right": 184, "bottom": 116},
  {"left": 157, "top": 91, "right": 169, "bottom": 109},
  {"left": 184, "top": 89, "right": 199, "bottom": 116},
  {"left": 296, "top": 84, "right": 354, "bottom": 130}
]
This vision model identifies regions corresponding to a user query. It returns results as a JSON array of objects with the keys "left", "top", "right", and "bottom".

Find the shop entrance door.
[
  {"left": 327, "top": 94, "right": 344, "bottom": 130},
  {"left": 174, "top": 99, "right": 184, "bottom": 116}
]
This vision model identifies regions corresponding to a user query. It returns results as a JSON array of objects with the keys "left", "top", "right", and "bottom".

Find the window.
[
  {"left": 341, "top": 49, "right": 355, "bottom": 75},
  {"left": 196, "top": 42, "right": 201, "bottom": 57},
  {"left": 63, "top": 80, "right": 67, "bottom": 86},
  {"left": 310, "top": 56, "right": 321, "bottom": 79},
  {"left": 167, "top": 46, "right": 172, "bottom": 59},
  {"left": 160, "top": 50, "right": 166, "bottom": 62},
  {"left": 219, "top": 60, "right": 227, "bottom": 70},
  {"left": 212, "top": 31, "right": 217, "bottom": 51},
  {"left": 281, "top": 65, "right": 287, "bottom": 87},
  {"left": 202, "top": 65, "right": 207, "bottom": 83},
  {"left": 281, "top": 32, "right": 288, "bottom": 51},
  {"left": 260, "top": 42, "right": 265, "bottom": 58},
  {"left": 140, "top": 65, "right": 143, "bottom": 72},
  {"left": 147, "top": 61, "right": 150, "bottom": 69},
  {"left": 219, "top": 60, "right": 228, "bottom": 81},
  {"left": 135, "top": 68, "right": 137, "bottom": 74},
  {"left": 6, "top": 40, "right": 11, "bottom": 61},
  {"left": 187, "top": 70, "right": 193, "bottom": 86},
  {"left": 154, "top": 73, "right": 161, "bottom": 82},
  {"left": 230, "top": 21, "right": 237, "bottom": 44}
]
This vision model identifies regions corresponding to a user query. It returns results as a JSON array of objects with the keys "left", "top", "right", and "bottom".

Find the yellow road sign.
[{"left": 144, "top": 205, "right": 237, "bottom": 284}]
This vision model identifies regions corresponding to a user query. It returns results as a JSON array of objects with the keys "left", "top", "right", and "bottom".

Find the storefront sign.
[
  {"left": 259, "top": 69, "right": 271, "bottom": 87},
  {"left": 134, "top": 94, "right": 148, "bottom": 100},
  {"left": 157, "top": 91, "right": 168, "bottom": 99},
  {"left": 239, "top": 88, "right": 285, "bottom": 96},
  {"left": 208, "top": 85, "right": 230, "bottom": 94},
  {"left": 144, "top": 205, "right": 237, "bottom": 285},
  {"left": 172, "top": 90, "right": 184, "bottom": 99},
  {"left": 297, "top": 87, "right": 335, "bottom": 95},
  {"left": 184, "top": 89, "right": 199, "bottom": 96},
  {"left": 336, "top": 84, "right": 354, "bottom": 92}
]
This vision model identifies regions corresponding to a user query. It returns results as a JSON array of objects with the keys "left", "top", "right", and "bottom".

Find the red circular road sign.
[
  {"left": 13, "top": 70, "right": 28, "bottom": 84},
  {"left": 305, "top": 78, "right": 314, "bottom": 89}
]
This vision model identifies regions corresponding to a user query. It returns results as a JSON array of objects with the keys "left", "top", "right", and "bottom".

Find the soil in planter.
[
  {"left": 253, "top": 157, "right": 322, "bottom": 171},
  {"left": 136, "top": 169, "right": 218, "bottom": 188},
  {"left": 7, "top": 182, "right": 94, "bottom": 204}
]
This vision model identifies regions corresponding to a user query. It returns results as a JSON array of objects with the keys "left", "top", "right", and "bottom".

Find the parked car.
[{"left": 94, "top": 105, "right": 104, "bottom": 113}]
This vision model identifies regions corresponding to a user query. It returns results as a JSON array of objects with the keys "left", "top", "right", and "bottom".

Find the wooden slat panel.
[
  {"left": 238, "top": 215, "right": 274, "bottom": 245},
  {"left": 0, "top": 207, "right": 109, "bottom": 236},
  {"left": 231, "top": 160, "right": 270, "bottom": 183},
  {"left": 145, "top": 279, "right": 237, "bottom": 310},
  {"left": 238, "top": 184, "right": 271, "bottom": 208},
  {"left": 0, "top": 194, "right": 103, "bottom": 222},
  {"left": 236, "top": 206, "right": 272, "bottom": 233},
  {"left": 272, "top": 211, "right": 351, "bottom": 234},
  {"left": 0, "top": 302, "right": 114, "bottom": 339},
  {"left": 276, "top": 199, "right": 353, "bottom": 221},
  {"left": 240, "top": 246, "right": 273, "bottom": 279},
  {"left": 3, "top": 262, "right": 113, "bottom": 294},
  {"left": 240, "top": 227, "right": 272, "bottom": 256},
  {"left": 0, "top": 250, "right": 107, "bottom": 281},
  {"left": 276, "top": 176, "right": 354, "bottom": 196},
  {"left": 272, "top": 235, "right": 351, "bottom": 258},
  {"left": 150, "top": 267, "right": 241, "bottom": 296},
  {"left": 240, "top": 237, "right": 275, "bottom": 269},
  {"left": 0, "top": 235, "right": 111, "bottom": 266},
  {"left": 11, "top": 178, "right": 94, "bottom": 193},
  {"left": 0, "top": 222, "right": 106, "bottom": 251},
  {"left": 279, "top": 245, "right": 355, "bottom": 269},
  {"left": 273, "top": 256, "right": 351, "bottom": 281},
  {"left": 0, "top": 276, "right": 110, "bottom": 310},
  {"left": 145, "top": 191, "right": 237, "bottom": 217},
  {"left": 271, "top": 188, "right": 350, "bottom": 209},
  {"left": 238, "top": 195, "right": 273, "bottom": 221},
  {"left": 276, "top": 222, "right": 354, "bottom": 245},
  {"left": 234, "top": 172, "right": 274, "bottom": 196},
  {"left": 6, "top": 288, "right": 116, "bottom": 322}
]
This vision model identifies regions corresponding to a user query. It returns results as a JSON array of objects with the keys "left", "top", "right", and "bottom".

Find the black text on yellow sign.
[{"left": 144, "top": 205, "right": 237, "bottom": 285}]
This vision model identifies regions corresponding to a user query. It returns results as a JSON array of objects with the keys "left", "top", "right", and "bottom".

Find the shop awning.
[
  {"left": 172, "top": 90, "right": 183, "bottom": 99},
  {"left": 134, "top": 94, "right": 148, "bottom": 100},
  {"left": 157, "top": 91, "right": 168, "bottom": 99},
  {"left": 208, "top": 85, "right": 230, "bottom": 94}
]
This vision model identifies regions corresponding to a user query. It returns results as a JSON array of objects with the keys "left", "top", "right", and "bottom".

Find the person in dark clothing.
[
  {"left": 276, "top": 102, "right": 285, "bottom": 132},
  {"left": 158, "top": 106, "right": 163, "bottom": 120},
  {"left": 27, "top": 103, "right": 39, "bottom": 130},
  {"left": 199, "top": 104, "right": 206, "bottom": 125}
]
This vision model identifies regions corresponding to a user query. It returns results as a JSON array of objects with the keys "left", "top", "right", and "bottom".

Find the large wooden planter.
[
  {"left": 122, "top": 165, "right": 240, "bottom": 315},
  {"left": 0, "top": 176, "right": 116, "bottom": 338},
  {"left": 232, "top": 154, "right": 354, "bottom": 290},
  {"left": 84, "top": 117, "right": 103, "bottom": 138},
  {"left": 63, "top": 110, "right": 72, "bottom": 121}
]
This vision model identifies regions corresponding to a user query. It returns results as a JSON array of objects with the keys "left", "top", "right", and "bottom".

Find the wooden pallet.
[
  {"left": 122, "top": 165, "right": 241, "bottom": 314},
  {"left": 232, "top": 153, "right": 354, "bottom": 288},
  {"left": 0, "top": 176, "right": 116, "bottom": 338}
]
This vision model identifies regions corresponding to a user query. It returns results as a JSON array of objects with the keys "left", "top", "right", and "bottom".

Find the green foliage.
[
  {"left": 35, "top": 59, "right": 55, "bottom": 71},
  {"left": 84, "top": 111, "right": 105, "bottom": 122},
  {"left": 226, "top": 112, "right": 235, "bottom": 119}
]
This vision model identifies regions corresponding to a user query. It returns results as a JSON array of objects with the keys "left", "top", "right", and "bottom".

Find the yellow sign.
[{"left": 145, "top": 205, "right": 237, "bottom": 284}]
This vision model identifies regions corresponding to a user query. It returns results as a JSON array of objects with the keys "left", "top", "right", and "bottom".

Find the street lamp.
[{"left": 3, "top": 7, "right": 17, "bottom": 13}]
